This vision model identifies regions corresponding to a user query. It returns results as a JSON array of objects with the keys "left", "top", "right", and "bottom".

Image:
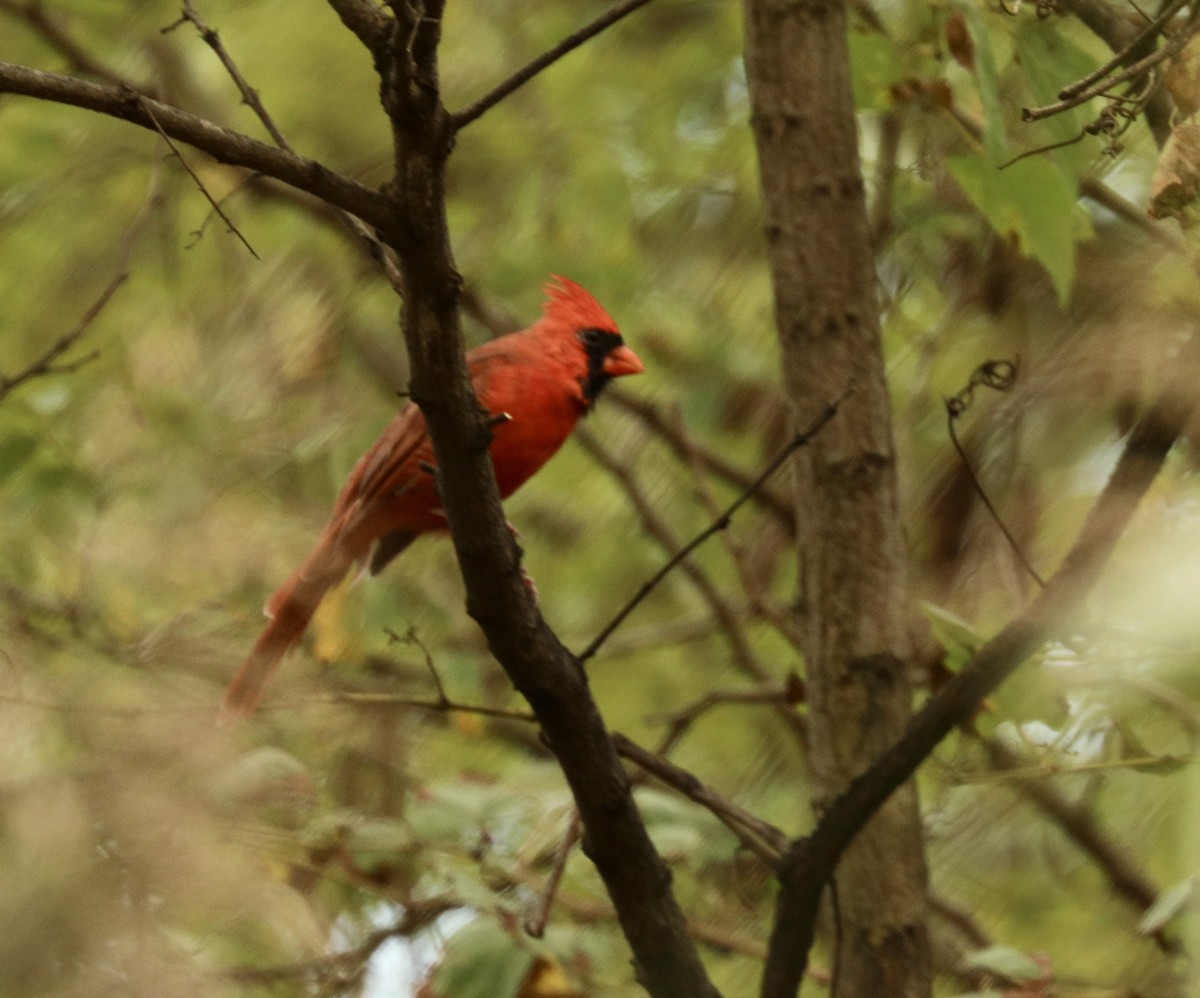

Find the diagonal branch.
[
  {"left": 578, "top": 394, "right": 844, "bottom": 662},
  {"left": 608, "top": 387, "right": 795, "bottom": 528},
  {"left": 452, "top": 0, "right": 655, "bottom": 130},
  {"left": 0, "top": 0, "right": 138, "bottom": 87},
  {"left": 169, "top": 0, "right": 405, "bottom": 292},
  {"left": 368, "top": 3, "right": 719, "bottom": 994},
  {"left": 760, "top": 331, "right": 1200, "bottom": 997},
  {"left": 613, "top": 732, "right": 790, "bottom": 864},
  {"left": 0, "top": 61, "right": 392, "bottom": 228}
]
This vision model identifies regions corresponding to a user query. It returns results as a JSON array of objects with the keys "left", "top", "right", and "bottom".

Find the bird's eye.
[{"left": 579, "top": 327, "right": 621, "bottom": 351}]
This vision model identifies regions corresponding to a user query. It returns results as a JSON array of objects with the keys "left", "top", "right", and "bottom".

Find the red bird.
[{"left": 223, "top": 277, "right": 643, "bottom": 715}]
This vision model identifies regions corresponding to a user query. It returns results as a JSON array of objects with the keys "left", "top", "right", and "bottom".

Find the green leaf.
[
  {"left": 1014, "top": 19, "right": 1102, "bottom": 175},
  {"left": 433, "top": 920, "right": 537, "bottom": 998},
  {"left": 948, "top": 153, "right": 1077, "bottom": 303},
  {"left": 1140, "top": 876, "right": 1196, "bottom": 934},
  {"left": 962, "top": 944, "right": 1044, "bottom": 982},
  {"left": 921, "top": 601, "right": 983, "bottom": 667}
]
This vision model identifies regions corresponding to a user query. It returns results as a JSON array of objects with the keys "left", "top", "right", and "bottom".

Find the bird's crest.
[{"left": 542, "top": 276, "right": 618, "bottom": 333}]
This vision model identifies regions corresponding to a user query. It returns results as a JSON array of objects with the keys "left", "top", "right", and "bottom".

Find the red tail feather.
[{"left": 221, "top": 539, "right": 349, "bottom": 717}]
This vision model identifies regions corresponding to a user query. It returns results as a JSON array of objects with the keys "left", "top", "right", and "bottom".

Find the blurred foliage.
[{"left": 2, "top": 0, "right": 1200, "bottom": 995}]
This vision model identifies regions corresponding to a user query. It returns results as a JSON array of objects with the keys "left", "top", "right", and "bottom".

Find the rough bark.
[
  {"left": 741, "top": 0, "right": 933, "bottom": 995},
  {"left": 362, "top": 4, "right": 720, "bottom": 996}
]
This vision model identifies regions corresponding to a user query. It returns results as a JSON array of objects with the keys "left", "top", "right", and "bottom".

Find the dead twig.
[
  {"left": 653, "top": 683, "right": 803, "bottom": 758},
  {"left": 613, "top": 733, "right": 791, "bottom": 864},
  {"left": 0, "top": 0, "right": 137, "bottom": 88},
  {"left": 578, "top": 394, "right": 845, "bottom": 662},
  {"left": 137, "top": 96, "right": 259, "bottom": 258},
  {"left": 525, "top": 811, "right": 582, "bottom": 938},
  {"left": 452, "top": 0, "right": 656, "bottom": 130}
]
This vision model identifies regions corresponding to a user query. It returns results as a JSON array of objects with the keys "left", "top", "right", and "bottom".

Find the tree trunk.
[{"left": 742, "top": 0, "right": 933, "bottom": 994}]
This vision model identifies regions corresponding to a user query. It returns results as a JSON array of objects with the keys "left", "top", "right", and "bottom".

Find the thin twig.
[
  {"left": 385, "top": 625, "right": 448, "bottom": 703},
  {"left": 137, "top": 96, "right": 259, "bottom": 258},
  {"left": 945, "top": 360, "right": 1046, "bottom": 589},
  {"left": 226, "top": 896, "right": 459, "bottom": 984},
  {"left": 1057, "top": 0, "right": 1188, "bottom": 99},
  {"left": 653, "top": 684, "right": 803, "bottom": 757},
  {"left": 0, "top": 164, "right": 162, "bottom": 403},
  {"left": 0, "top": 0, "right": 136, "bottom": 87},
  {"left": 276, "top": 689, "right": 537, "bottom": 722},
  {"left": 170, "top": 0, "right": 404, "bottom": 291},
  {"left": 1022, "top": 44, "right": 1172, "bottom": 122},
  {"left": 525, "top": 810, "right": 582, "bottom": 938},
  {"left": 670, "top": 404, "right": 805, "bottom": 651},
  {"left": 578, "top": 394, "right": 845, "bottom": 662},
  {"left": 166, "top": 0, "right": 290, "bottom": 147},
  {"left": 452, "top": 0, "right": 655, "bottom": 130},
  {"left": 613, "top": 733, "right": 791, "bottom": 864},
  {"left": 0, "top": 268, "right": 123, "bottom": 399},
  {"left": 576, "top": 427, "right": 779, "bottom": 695},
  {"left": 609, "top": 387, "right": 795, "bottom": 528}
]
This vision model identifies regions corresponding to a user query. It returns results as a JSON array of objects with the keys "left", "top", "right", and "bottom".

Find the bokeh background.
[{"left": 2, "top": 0, "right": 1199, "bottom": 994}]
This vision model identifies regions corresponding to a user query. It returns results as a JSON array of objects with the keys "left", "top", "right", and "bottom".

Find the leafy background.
[{"left": 2, "top": 0, "right": 1199, "bottom": 994}]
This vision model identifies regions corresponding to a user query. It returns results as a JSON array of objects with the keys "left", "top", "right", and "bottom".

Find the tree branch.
[
  {"left": 451, "top": 0, "right": 655, "bottom": 130},
  {"left": 0, "top": 61, "right": 392, "bottom": 228},
  {"left": 0, "top": 0, "right": 138, "bottom": 87},
  {"left": 324, "top": 0, "right": 390, "bottom": 52},
  {"left": 367, "top": 3, "right": 719, "bottom": 994},
  {"left": 760, "top": 330, "right": 1200, "bottom": 995},
  {"left": 613, "top": 732, "right": 791, "bottom": 863},
  {"left": 608, "top": 387, "right": 795, "bottom": 528},
  {"left": 578, "top": 395, "right": 843, "bottom": 663}
]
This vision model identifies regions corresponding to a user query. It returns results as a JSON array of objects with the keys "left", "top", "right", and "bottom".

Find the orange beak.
[{"left": 603, "top": 344, "right": 644, "bottom": 378}]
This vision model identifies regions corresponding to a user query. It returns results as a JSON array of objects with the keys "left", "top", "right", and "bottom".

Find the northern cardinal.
[{"left": 222, "top": 277, "right": 643, "bottom": 715}]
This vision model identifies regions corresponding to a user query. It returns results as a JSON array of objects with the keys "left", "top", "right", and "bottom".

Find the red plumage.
[{"left": 222, "top": 277, "right": 642, "bottom": 716}]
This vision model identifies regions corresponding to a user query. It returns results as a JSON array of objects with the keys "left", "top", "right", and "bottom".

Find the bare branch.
[
  {"left": 614, "top": 733, "right": 791, "bottom": 864},
  {"left": 669, "top": 404, "right": 806, "bottom": 650},
  {"left": 452, "top": 0, "right": 655, "bottom": 130},
  {"left": 168, "top": 2, "right": 405, "bottom": 292},
  {"left": 166, "top": 0, "right": 289, "bottom": 148},
  {"left": 1022, "top": 44, "right": 1172, "bottom": 122},
  {"left": 0, "top": 61, "right": 392, "bottom": 227},
  {"left": 762, "top": 329, "right": 1200, "bottom": 993},
  {"left": 0, "top": 0, "right": 137, "bottom": 87},
  {"left": 578, "top": 394, "right": 844, "bottom": 663},
  {"left": 525, "top": 811, "right": 581, "bottom": 938},
  {"left": 577, "top": 425, "right": 775, "bottom": 686},
  {"left": 653, "top": 683, "right": 803, "bottom": 757},
  {"left": 608, "top": 387, "right": 795, "bottom": 528},
  {"left": 1057, "top": 0, "right": 1188, "bottom": 99},
  {"left": 226, "top": 896, "right": 459, "bottom": 985},
  {"left": 138, "top": 96, "right": 259, "bottom": 257},
  {"left": 0, "top": 166, "right": 161, "bottom": 402}
]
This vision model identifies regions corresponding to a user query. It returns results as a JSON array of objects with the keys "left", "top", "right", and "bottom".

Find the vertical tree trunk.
[{"left": 742, "top": 0, "right": 933, "bottom": 994}]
